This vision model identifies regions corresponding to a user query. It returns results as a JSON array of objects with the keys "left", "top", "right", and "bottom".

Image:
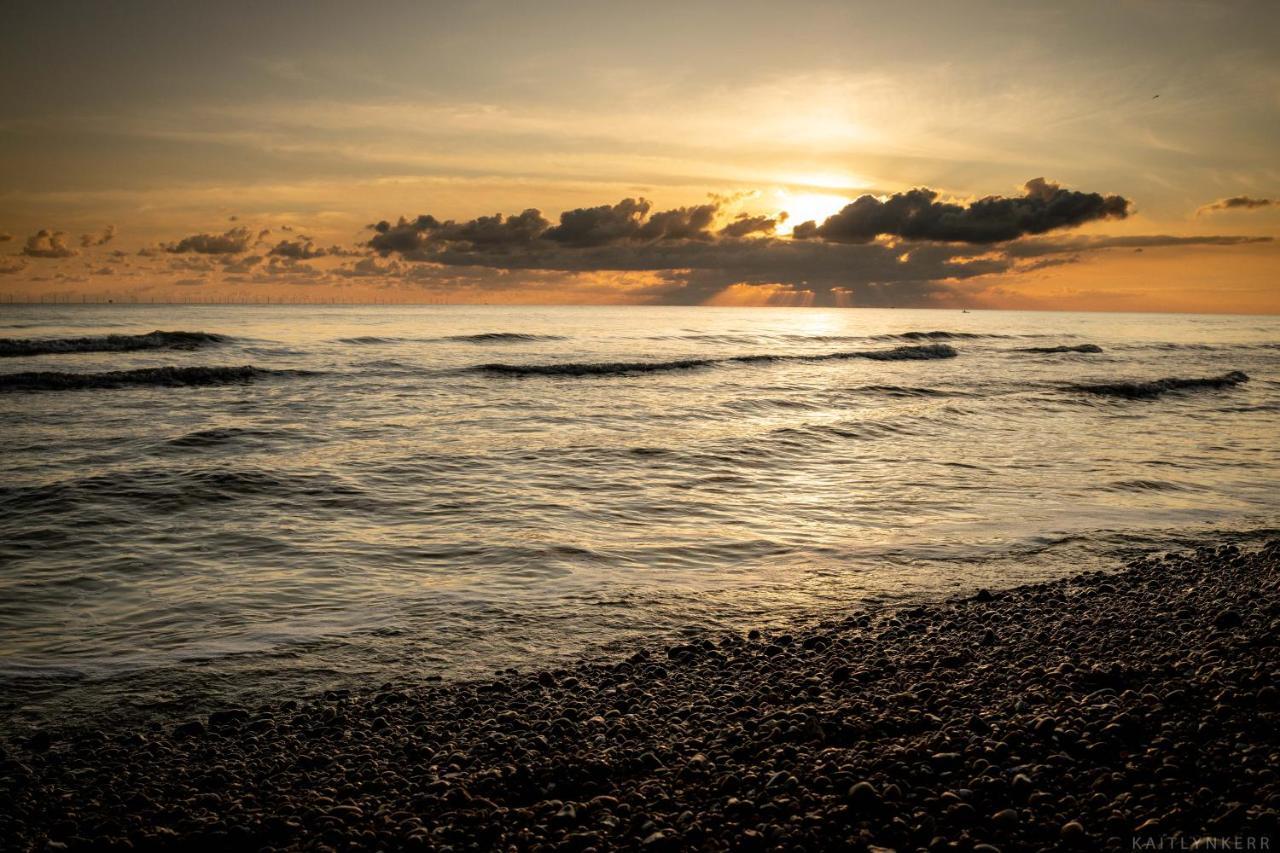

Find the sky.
[{"left": 1, "top": 0, "right": 1277, "bottom": 312}]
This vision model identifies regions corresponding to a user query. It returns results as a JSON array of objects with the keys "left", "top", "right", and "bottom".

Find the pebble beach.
[{"left": 3, "top": 539, "right": 1277, "bottom": 851}]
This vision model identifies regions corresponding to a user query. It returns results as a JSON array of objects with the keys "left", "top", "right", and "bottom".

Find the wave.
[
  {"left": 770, "top": 418, "right": 920, "bottom": 444},
  {"left": 1014, "top": 344, "right": 1104, "bottom": 354},
  {"left": 1067, "top": 371, "right": 1249, "bottom": 400},
  {"left": 337, "top": 332, "right": 566, "bottom": 345},
  {"left": 777, "top": 334, "right": 869, "bottom": 343},
  {"left": 0, "top": 330, "right": 229, "bottom": 358},
  {"left": 848, "top": 384, "right": 970, "bottom": 398},
  {"left": 163, "top": 427, "right": 295, "bottom": 449},
  {"left": 721, "top": 396, "right": 825, "bottom": 413},
  {"left": 1102, "top": 479, "right": 1194, "bottom": 493},
  {"left": 858, "top": 344, "right": 958, "bottom": 361},
  {"left": 472, "top": 343, "right": 958, "bottom": 377},
  {"left": 336, "top": 336, "right": 406, "bottom": 344},
  {"left": 0, "top": 365, "right": 308, "bottom": 392},
  {"left": 444, "top": 332, "right": 567, "bottom": 343},
  {"left": 0, "top": 467, "right": 368, "bottom": 514},
  {"left": 871, "top": 330, "right": 1011, "bottom": 341},
  {"left": 645, "top": 333, "right": 763, "bottom": 344},
  {"left": 1112, "top": 342, "right": 1280, "bottom": 352}
]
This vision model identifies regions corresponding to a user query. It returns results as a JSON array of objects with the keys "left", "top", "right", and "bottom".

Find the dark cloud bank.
[
  {"left": 11, "top": 180, "right": 1270, "bottom": 305},
  {"left": 368, "top": 179, "right": 1129, "bottom": 259},
  {"left": 355, "top": 179, "right": 1259, "bottom": 304}
]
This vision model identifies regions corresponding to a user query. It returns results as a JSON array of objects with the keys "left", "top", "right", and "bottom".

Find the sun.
[{"left": 773, "top": 189, "right": 851, "bottom": 235}]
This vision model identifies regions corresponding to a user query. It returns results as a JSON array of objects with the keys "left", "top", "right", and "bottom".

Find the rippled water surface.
[{"left": 2, "top": 305, "right": 1278, "bottom": 727}]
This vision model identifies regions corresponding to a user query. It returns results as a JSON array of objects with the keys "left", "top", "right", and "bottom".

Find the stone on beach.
[{"left": 3, "top": 539, "right": 1278, "bottom": 850}]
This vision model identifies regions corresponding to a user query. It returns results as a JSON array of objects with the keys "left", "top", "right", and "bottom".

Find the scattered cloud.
[
  {"left": 163, "top": 226, "right": 255, "bottom": 254},
  {"left": 720, "top": 212, "right": 786, "bottom": 238},
  {"left": 336, "top": 256, "right": 405, "bottom": 278},
  {"left": 267, "top": 238, "right": 362, "bottom": 259},
  {"left": 1197, "top": 196, "right": 1274, "bottom": 215},
  {"left": 369, "top": 208, "right": 551, "bottom": 255},
  {"left": 222, "top": 254, "right": 264, "bottom": 274},
  {"left": 1005, "top": 233, "right": 1272, "bottom": 259},
  {"left": 268, "top": 238, "right": 329, "bottom": 259},
  {"left": 167, "top": 256, "right": 218, "bottom": 273},
  {"left": 21, "top": 229, "right": 79, "bottom": 258},
  {"left": 0, "top": 233, "right": 12, "bottom": 243},
  {"left": 80, "top": 224, "right": 117, "bottom": 247}
]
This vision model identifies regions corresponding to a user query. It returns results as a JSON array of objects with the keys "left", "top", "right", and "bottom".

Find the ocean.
[{"left": 1, "top": 304, "right": 1277, "bottom": 730}]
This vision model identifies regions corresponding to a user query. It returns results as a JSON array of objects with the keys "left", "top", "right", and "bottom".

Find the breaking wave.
[
  {"left": 472, "top": 344, "right": 958, "bottom": 377},
  {"left": 0, "top": 330, "right": 230, "bottom": 358},
  {"left": 0, "top": 365, "right": 308, "bottom": 392},
  {"left": 1068, "top": 371, "right": 1249, "bottom": 400}
]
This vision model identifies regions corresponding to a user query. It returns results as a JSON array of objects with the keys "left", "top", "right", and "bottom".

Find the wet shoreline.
[{"left": 4, "top": 538, "right": 1278, "bottom": 850}]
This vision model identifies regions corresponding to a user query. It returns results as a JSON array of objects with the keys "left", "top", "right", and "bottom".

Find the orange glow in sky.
[{"left": 0, "top": 2, "right": 1276, "bottom": 312}]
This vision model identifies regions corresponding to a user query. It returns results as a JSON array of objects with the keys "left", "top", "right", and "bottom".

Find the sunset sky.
[{"left": 2, "top": 1, "right": 1277, "bottom": 311}]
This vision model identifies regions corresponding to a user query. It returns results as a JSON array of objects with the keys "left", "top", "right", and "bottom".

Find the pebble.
[{"left": 3, "top": 539, "right": 1277, "bottom": 851}]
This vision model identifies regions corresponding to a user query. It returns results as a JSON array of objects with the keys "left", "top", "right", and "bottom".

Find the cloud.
[
  {"left": 0, "top": 258, "right": 28, "bottom": 274},
  {"left": 720, "top": 212, "right": 786, "bottom": 238},
  {"left": 799, "top": 179, "right": 1130, "bottom": 244},
  {"left": 0, "top": 233, "right": 12, "bottom": 243},
  {"left": 1004, "top": 233, "right": 1272, "bottom": 259},
  {"left": 369, "top": 208, "right": 551, "bottom": 255},
  {"left": 635, "top": 203, "right": 720, "bottom": 241},
  {"left": 367, "top": 199, "right": 735, "bottom": 257},
  {"left": 349, "top": 183, "right": 1275, "bottom": 305},
  {"left": 21, "top": 229, "right": 79, "bottom": 258},
  {"left": 222, "top": 254, "right": 264, "bottom": 274},
  {"left": 163, "top": 226, "right": 255, "bottom": 254},
  {"left": 267, "top": 238, "right": 363, "bottom": 260},
  {"left": 1197, "top": 196, "right": 1274, "bottom": 215},
  {"left": 542, "top": 199, "right": 648, "bottom": 247},
  {"left": 224, "top": 256, "right": 331, "bottom": 285},
  {"left": 268, "top": 238, "right": 329, "bottom": 259},
  {"left": 368, "top": 180, "right": 1129, "bottom": 267},
  {"left": 364, "top": 231, "right": 1009, "bottom": 305},
  {"left": 337, "top": 256, "right": 405, "bottom": 278},
  {"left": 167, "top": 256, "right": 217, "bottom": 273},
  {"left": 80, "top": 225, "right": 117, "bottom": 248}
]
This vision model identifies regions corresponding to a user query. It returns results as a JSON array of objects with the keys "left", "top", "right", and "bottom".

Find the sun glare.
[{"left": 774, "top": 189, "right": 851, "bottom": 234}]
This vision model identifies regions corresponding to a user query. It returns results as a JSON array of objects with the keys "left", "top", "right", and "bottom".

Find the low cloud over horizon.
[
  {"left": 1198, "top": 196, "right": 1275, "bottom": 215},
  {"left": 2, "top": 178, "right": 1275, "bottom": 311}
]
